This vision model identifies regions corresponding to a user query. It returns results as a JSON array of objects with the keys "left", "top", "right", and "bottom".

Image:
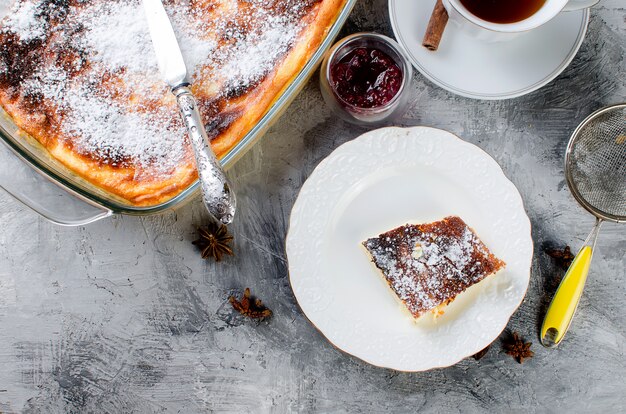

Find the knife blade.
[
  {"left": 142, "top": 0, "right": 187, "bottom": 87},
  {"left": 142, "top": 0, "right": 236, "bottom": 225}
]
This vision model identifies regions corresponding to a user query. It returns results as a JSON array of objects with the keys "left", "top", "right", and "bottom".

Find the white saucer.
[
  {"left": 287, "top": 127, "right": 533, "bottom": 371},
  {"left": 388, "top": 0, "right": 589, "bottom": 99}
]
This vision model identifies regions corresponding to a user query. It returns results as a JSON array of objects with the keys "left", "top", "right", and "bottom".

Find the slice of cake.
[{"left": 362, "top": 216, "right": 505, "bottom": 319}]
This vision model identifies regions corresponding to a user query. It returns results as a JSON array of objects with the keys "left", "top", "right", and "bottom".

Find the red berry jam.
[{"left": 330, "top": 47, "right": 403, "bottom": 109}]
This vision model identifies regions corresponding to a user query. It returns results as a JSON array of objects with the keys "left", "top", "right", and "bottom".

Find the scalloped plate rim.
[{"left": 286, "top": 126, "right": 533, "bottom": 371}]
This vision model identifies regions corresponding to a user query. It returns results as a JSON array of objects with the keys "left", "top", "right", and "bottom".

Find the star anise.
[
  {"left": 502, "top": 331, "right": 534, "bottom": 364},
  {"left": 545, "top": 245, "right": 575, "bottom": 270},
  {"left": 472, "top": 345, "right": 491, "bottom": 361},
  {"left": 229, "top": 288, "right": 272, "bottom": 319},
  {"left": 192, "top": 221, "right": 233, "bottom": 262}
]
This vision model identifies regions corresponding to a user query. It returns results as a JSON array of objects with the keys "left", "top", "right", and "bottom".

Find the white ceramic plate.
[
  {"left": 287, "top": 127, "right": 533, "bottom": 371},
  {"left": 388, "top": 0, "right": 589, "bottom": 100}
]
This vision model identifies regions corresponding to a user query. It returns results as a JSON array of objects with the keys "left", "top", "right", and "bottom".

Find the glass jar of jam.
[{"left": 320, "top": 33, "right": 413, "bottom": 125}]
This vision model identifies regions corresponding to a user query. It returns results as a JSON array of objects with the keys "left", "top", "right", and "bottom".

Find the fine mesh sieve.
[
  {"left": 566, "top": 103, "right": 626, "bottom": 223},
  {"left": 541, "top": 103, "right": 626, "bottom": 348}
]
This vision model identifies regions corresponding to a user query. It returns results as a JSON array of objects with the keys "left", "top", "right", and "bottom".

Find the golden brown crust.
[
  {"left": 208, "top": 0, "right": 346, "bottom": 159},
  {"left": 0, "top": 0, "right": 346, "bottom": 206}
]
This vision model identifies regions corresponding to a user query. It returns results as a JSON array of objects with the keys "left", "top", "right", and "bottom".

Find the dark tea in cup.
[{"left": 458, "top": 0, "right": 547, "bottom": 24}]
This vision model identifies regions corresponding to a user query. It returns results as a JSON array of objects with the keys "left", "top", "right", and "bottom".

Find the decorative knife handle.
[{"left": 173, "top": 85, "right": 236, "bottom": 225}]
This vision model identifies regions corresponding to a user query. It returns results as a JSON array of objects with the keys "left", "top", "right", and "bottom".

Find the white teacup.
[{"left": 442, "top": 0, "right": 599, "bottom": 41}]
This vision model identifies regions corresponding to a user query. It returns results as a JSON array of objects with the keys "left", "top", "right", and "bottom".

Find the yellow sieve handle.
[{"left": 540, "top": 219, "right": 602, "bottom": 347}]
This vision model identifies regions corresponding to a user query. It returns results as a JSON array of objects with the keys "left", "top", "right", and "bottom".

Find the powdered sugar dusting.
[
  {"left": 217, "top": 14, "right": 301, "bottom": 93},
  {"left": 61, "top": 84, "right": 182, "bottom": 170},
  {"left": 82, "top": 2, "right": 158, "bottom": 74},
  {"left": 3, "top": 0, "right": 46, "bottom": 41},
  {"left": 0, "top": 0, "right": 311, "bottom": 175},
  {"left": 363, "top": 217, "right": 505, "bottom": 318},
  {"left": 169, "top": 10, "right": 218, "bottom": 79}
]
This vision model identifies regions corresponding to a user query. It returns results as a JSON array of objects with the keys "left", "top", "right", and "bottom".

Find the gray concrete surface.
[{"left": 0, "top": 0, "right": 625, "bottom": 412}]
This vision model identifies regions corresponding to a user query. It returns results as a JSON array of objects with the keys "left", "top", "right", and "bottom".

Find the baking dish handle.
[{"left": 0, "top": 140, "right": 112, "bottom": 226}]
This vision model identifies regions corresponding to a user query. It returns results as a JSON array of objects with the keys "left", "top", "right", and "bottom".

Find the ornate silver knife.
[{"left": 142, "top": 0, "right": 236, "bottom": 224}]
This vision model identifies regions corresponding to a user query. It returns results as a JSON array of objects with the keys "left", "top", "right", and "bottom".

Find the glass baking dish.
[{"left": 0, "top": 0, "right": 356, "bottom": 225}]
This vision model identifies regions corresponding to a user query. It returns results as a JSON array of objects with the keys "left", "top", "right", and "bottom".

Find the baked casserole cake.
[
  {"left": 363, "top": 216, "right": 506, "bottom": 319},
  {"left": 0, "top": 0, "right": 345, "bottom": 206}
]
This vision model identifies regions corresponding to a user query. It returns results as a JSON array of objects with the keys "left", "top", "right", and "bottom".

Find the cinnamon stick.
[{"left": 422, "top": 0, "right": 449, "bottom": 51}]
